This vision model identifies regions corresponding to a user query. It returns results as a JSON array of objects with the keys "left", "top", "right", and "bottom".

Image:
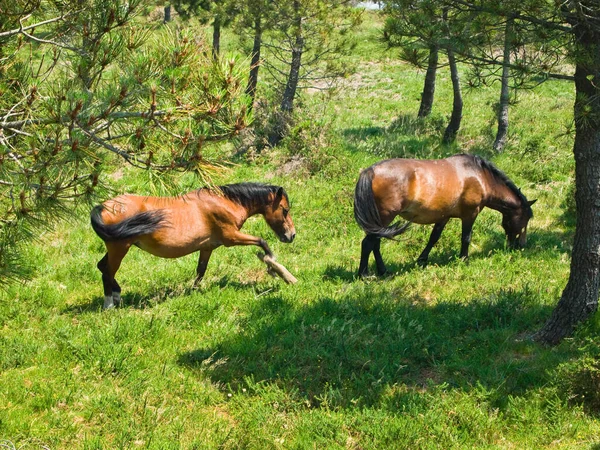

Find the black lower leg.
[
  {"left": 98, "top": 254, "right": 112, "bottom": 297},
  {"left": 97, "top": 254, "right": 108, "bottom": 272},
  {"left": 195, "top": 250, "right": 213, "bottom": 285},
  {"left": 259, "top": 238, "right": 273, "bottom": 257},
  {"left": 417, "top": 220, "right": 448, "bottom": 266},
  {"left": 460, "top": 221, "right": 474, "bottom": 259},
  {"left": 112, "top": 280, "right": 122, "bottom": 306},
  {"left": 372, "top": 237, "right": 387, "bottom": 275},
  {"left": 358, "top": 235, "right": 376, "bottom": 277},
  {"left": 101, "top": 273, "right": 113, "bottom": 297}
]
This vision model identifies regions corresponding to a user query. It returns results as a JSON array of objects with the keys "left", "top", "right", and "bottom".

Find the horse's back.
[
  {"left": 98, "top": 192, "right": 231, "bottom": 257},
  {"left": 370, "top": 155, "right": 487, "bottom": 224}
]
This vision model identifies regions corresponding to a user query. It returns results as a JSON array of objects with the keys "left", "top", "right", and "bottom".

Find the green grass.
[{"left": 2, "top": 11, "right": 600, "bottom": 450}]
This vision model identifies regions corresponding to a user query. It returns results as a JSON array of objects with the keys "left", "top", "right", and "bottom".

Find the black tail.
[
  {"left": 353, "top": 167, "right": 411, "bottom": 239},
  {"left": 90, "top": 205, "right": 167, "bottom": 242}
]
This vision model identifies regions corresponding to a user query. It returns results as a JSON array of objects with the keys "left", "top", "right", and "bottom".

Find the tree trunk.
[
  {"left": 443, "top": 48, "right": 463, "bottom": 144},
  {"left": 493, "top": 17, "right": 513, "bottom": 152},
  {"left": 245, "top": 16, "right": 262, "bottom": 113},
  {"left": 417, "top": 45, "right": 438, "bottom": 118},
  {"left": 164, "top": 5, "right": 171, "bottom": 23},
  {"left": 280, "top": 23, "right": 303, "bottom": 112},
  {"left": 269, "top": 0, "right": 303, "bottom": 147},
  {"left": 212, "top": 16, "right": 221, "bottom": 59},
  {"left": 534, "top": 25, "right": 600, "bottom": 345}
]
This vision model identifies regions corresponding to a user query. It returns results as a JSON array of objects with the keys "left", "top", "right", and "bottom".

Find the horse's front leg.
[
  {"left": 417, "top": 219, "right": 449, "bottom": 266},
  {"left": 460, "top": 217, "right": 476, "bottom": 259},
  {"left": 194, "top": 249, "right": 213, "bottom": 286},
  {"left": 222, "top": 231, "right": 273, "bottom": 256}
]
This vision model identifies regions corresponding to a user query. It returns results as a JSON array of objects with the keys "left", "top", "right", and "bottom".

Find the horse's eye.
[{"left": 282, "top": 208, "right": 289, "bottom": 218}]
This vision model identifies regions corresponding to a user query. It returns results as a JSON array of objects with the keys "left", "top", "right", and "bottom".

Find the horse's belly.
[
  {"left": 400, "top": 212, "right": 443, "bottom": 224},
  {"left": 399, "top": 205, "right": 457, "bottom": 224},
  {"left": 135, "top": 234, "right": 217, "bottom": 258}
]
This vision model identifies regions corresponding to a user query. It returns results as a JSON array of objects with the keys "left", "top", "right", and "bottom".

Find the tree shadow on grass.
[
  {"left": 62, "top": 275, "right": 278, "bottom": 314},
  {"left": 341, "top": 114, "right": 499, "bottom": 161},
  {"left": 322, "top": 258, "right": 443, "bottom": 282},
  {"left": 477, "top": 226, "right": 574, "bottom": 258},
  {"left": 178, "top": 286, "right": 569, "bottom": 412},
  {"left": 62, "top": 286, "right": 193, "bottom": 314},
  {"left": 327, "top": 223, "right": 573, "bottom": 283}
]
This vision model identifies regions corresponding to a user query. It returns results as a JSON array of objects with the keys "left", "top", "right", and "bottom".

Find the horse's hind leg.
[
  {"left": 372, "top": 237, "right": 387, "bottom": 276},
  {"left": 417, "top": 219, "right": 449, "bottom": 266},
  {"left": 97, "top": 254, "right": 113, "bottom": 308},
  {"left": 358, "top": 234, "right": 377, "bottom": 277},
  {"left": 97, "top": 243, "right": 130, "bottom": 309}
]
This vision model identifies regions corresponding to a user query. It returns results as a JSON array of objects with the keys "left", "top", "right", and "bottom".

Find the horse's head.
[
  {"left": 264, "top": 187, "right": 296, "bottom": 243},
  {"left": 502, "top": 199, "right": 536, "bottom": 249}
]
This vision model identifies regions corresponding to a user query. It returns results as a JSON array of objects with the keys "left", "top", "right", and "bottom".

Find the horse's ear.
[
  {"left": 273, "top": 187, "right": 284, "bottom": 207},
  {"left": 528, "top": 199, "right": 537, "bottom": 206}
]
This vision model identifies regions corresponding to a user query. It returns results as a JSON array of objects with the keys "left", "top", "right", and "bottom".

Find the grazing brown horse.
[
  {"left": 354, "top": 154, "right": 536, "bottom": 277},
  {"left": 91, "top": 183, "right": 296, "bottom": 309}
]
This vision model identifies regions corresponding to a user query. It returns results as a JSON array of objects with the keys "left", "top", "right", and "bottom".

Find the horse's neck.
[
  {"left": 485, "top": 179, "right": 521, "bottom": 213},
  {"left": 233, "top": 202, "right": 266, "bottom": 226}
]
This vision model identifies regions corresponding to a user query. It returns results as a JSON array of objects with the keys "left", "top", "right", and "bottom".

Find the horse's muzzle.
[{"left": 281, "top": 232, "right": 296, "bottom": 243}]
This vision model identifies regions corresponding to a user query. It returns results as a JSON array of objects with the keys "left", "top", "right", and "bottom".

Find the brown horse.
[
  {"left": 91, "top": 183, "right": 296, "bottom": 309},
  {"left": 353, "top": 154, "right": 536, "bottom": 277}
]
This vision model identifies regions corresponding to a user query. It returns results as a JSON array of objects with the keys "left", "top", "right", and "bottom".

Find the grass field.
[{"left": 2, "top": 11, "right": 600, "bottom": 449}]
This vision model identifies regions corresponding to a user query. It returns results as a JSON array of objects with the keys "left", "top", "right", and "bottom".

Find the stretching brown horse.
[
  {"left": 354, "top": 154, "right": 536, "bottom": 277},
  {"left": 91, "top": 183, "right": 296, "bottom": 309}
]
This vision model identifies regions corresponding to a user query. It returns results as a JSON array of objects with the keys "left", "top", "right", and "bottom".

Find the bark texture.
[
  {"left": 443, "top": 48, "right": 463, "bottom": 144},
  {"left": 417, "top": 46, "right": 438, "bottom": 117},
  {"left": 493, "top": 17, "right": 513, "bottom": 152},
  {"left": 535, "top": 22, "right": 600, "bottom": 345},
  {"left": 280, "top": 8, "right": 303, "bottom": 114},
  {"left": 245, "top": 16, "right": 262, "bottom": 112},
  {"left": 212, "top": 16, "right": 221, "bottom": 59},
  {"left": 268, "top": 0, "right": 303, "bottom": 147}
]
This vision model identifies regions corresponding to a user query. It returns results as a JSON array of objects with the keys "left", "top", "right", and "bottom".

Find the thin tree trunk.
[
  {"left": 163, "top": 5, "right": 171, "bottom": 23},
  {"left": 269, "top": 0, "right": 303, "bottom": 146},
  {"left": 534, "top": 30, "right": 600, "bottom": 345},
  {"left": 417, "top": 45, "right": 438, "bottom": 118},
  {"left": 212, "top": 16, "right": 221, "bottom": 59},
  {"left": 493, "top": 17, "right": 513, "bottom": 152},
  {"left": 280, "top": 15, "right": 303, "bottom": 113},
  {"left": 443, "top": 48, "right": 463, "bottom": 144},
  {"left": 245, "top": 16, "right": 262, "bottom": 113}
]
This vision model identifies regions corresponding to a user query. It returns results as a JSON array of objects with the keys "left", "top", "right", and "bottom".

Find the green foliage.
[
  {"left": 1, "top": 9, "right": 599, "bottom": 450},
  {"left": 261, "top": 0, "right": 361, "bottom": 106},
  {"left": 558, "top": 356, "right": 600, "bottom": 413},
  {"left": 0, "top": 1, "right": 250, "bottom": 284},
  {"left": 556, "top": 319, "right": 600, "bottom": 413}
]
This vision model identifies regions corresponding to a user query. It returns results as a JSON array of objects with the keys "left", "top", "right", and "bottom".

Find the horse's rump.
[
  {"left": 354, "top": 166, "right": 411, "bottom": 239},
  {"left": 90, "top": 204, "right": 168, "bottom": 242}
]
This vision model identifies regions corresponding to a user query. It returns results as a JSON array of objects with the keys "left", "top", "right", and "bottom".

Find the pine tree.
[{"left": 0, "top": 0, "right": 249, "bottom": 284}]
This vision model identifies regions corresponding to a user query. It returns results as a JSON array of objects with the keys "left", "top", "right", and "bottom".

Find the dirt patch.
[{"left": 276, "top": 155, "right": 309, "bottom": 177}]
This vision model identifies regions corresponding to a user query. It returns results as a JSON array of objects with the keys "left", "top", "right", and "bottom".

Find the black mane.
[
  {"left": 215, "top": 183, "right": 287, "bottom": 209},
  {"left": 466, "top": 154, "right": 532, "bottom": 216}
]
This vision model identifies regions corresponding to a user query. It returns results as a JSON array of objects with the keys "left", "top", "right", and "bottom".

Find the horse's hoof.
[
  {"left": 112, "top": 292, "right": 122, "bottom": 307},
  {"left": 358, "top": 273, "right": 379, "bottom": 281},
  {"left": 416, "top": 258, "right": 428, "bottom": 268},
  {"left": 103, "top": 296, "right": 115, "bottom": 310}
]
